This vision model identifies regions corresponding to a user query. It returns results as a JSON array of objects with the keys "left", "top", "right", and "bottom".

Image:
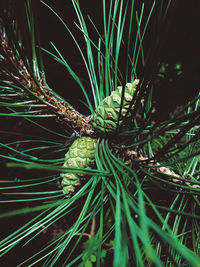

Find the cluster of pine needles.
[{"left": 0, "top": 0, "right": 200, "bottom": 266}]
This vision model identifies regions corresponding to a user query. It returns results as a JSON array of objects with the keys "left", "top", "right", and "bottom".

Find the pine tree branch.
[
  {"left": 0, "top": 33, "right": 94, "bottom": 134},
  {"left": 121, "top": 148, "right": 200, "bottom": 189}
]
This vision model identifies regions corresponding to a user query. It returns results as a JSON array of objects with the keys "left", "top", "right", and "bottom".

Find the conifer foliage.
[{"left": 0, "top": 1, "right": 200, "bottom": 266}]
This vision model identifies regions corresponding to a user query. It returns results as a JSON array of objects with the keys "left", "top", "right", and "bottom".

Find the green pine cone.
[
  {"left": 61, "top": 136, "right": 97, "bottom": 196},
  {"left": 91, "top": 79, "right": 139, "bottom": 133}
]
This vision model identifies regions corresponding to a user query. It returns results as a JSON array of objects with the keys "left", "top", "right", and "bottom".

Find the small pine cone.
[
  {"left": 91, "top": 79, "right": 139, "bottom": 133},
  {"left": 61, "top": 136, "right": 97, "bottom": 196}
]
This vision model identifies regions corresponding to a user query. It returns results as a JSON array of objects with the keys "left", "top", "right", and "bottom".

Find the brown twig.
[
  {"left": 0, "top": 33, "right": 94, "bottom": 134},
  {"left": 121, "top": 148, "right": 200, "bottom": 189}
]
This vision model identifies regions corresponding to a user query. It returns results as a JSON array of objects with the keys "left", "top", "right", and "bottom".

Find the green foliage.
[
  {"left": 0, "top": 0, "right": 200, "bottom": 266},
  {"left": 81, "top": 236, "right": 107, "bottom": 267}
]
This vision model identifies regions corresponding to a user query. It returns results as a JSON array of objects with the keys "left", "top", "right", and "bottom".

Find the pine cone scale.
[
  {"left": 61, "top": 137, "right": 97, "bottom": 196},
  {"left": 91, "top": 79, "right": 139, "bottom": 133}
]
